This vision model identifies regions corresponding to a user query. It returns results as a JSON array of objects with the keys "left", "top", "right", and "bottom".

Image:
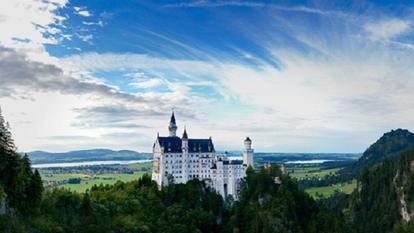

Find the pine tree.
[
  {"left": 0, "top": 107, "right": 16, "bottom": 154},
  {"left": 28, "top": 169, "right": 43, "bottom": 209},
  {"left": 5, "top": 122, "right": 16, "bottom": 153},
  {"left": 0, "top": 107, "right": 7, "bottom": 151}
]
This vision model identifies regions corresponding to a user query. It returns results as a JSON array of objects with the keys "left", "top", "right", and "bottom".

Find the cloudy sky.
[{"left": 0, "top": 0, "right": 413, "bottom": 153}]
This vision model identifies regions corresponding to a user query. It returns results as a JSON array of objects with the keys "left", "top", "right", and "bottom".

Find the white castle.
[{"left": 151, "top": 112, "right": 254, "bottom": 199}]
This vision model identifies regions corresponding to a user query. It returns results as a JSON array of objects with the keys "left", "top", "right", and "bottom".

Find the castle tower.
[
  {"left": 182, "top": 127, "right": 189, "bottom": 182},
  {"left": 182, "top": 127, "right": 188, "bottom": 151},
  {"left": 168, "top": 111, "right": 177, "bottom": 137},
  {"left": 243, "top": 137, "right": 254, "bottom": 167}
]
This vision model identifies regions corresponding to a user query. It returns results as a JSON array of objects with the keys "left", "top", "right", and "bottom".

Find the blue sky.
[{"left": 1, "top": 0, "right": 414, "bottom": 152}]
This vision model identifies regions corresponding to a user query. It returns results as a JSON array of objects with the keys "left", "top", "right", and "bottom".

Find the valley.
[
  {"left": 35, "top": 156, "right": 358, "bottom": 197},
  {"left": 39, "top": 162, "right": 152, "bottom": 192}
]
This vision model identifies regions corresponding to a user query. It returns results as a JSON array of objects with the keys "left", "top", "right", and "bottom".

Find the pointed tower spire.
[
  {"left": 182, "top": 126, "right": 188, "bottom": 140},
  {"left": 170, "top": 110, "right": 176, "bottom": 124},
  {"left": 168, "top": 110, "right": 177, "bottom": 137},
  {"left": 182, "top": 126, "right": 189, "bottom": 152}
]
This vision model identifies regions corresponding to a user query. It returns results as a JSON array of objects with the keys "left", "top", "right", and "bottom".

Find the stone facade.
[{"left": 151, "top": 112, "right": 254, "bottom": 199}]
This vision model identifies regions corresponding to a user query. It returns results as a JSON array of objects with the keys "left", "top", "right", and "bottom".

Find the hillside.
[
  {"left": 348, "top": 148, "right": 414, "bottom": 233},
  {"left": 27, "top": 149, "right": 152, "bottom": 164},
  {"left": 340, "top": 129, "right": 414, "bottom": 177}
]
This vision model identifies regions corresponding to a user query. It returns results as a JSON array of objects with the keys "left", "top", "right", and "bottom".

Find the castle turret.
[
  {"left": 243, "top": 137, "right": 254, "bottom": 167},
  {"left": 168, "top": 111, "right": 177, "bottom": 137},
  {"left": 182, "top": 127, "right": 189, "bottom": 182},
  {"left": 182, "top": 127, "right": 188, "bottom": 151}
]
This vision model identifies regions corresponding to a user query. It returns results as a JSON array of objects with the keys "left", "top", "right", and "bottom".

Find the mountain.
[
  {"left": 27, "top": 149, "right": 152, "bottom": 164},
  {"left": 341, "top": 129, "right": 414, "bottom": 177}
]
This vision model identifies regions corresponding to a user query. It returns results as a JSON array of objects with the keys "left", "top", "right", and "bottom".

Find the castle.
[{"left": 151, "top": 112, "right": 254, "bottom": 199}]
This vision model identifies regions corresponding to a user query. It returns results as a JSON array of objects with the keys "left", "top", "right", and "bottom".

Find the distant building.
[{"left": 151, "top": 111, "right": 254, "bottom": 199}]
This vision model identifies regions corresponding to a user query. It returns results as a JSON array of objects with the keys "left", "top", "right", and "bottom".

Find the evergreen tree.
[
  {"left": 0, "top": 108, "right": 43, "bottom": 215},
  {"left": 0, "top": 107, "right": 16, "bottom": 155},
  {"left": 28, "top": 169, "right": 44, "bottom": 209}
]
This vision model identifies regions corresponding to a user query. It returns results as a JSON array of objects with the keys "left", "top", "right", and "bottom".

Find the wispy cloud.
[
  {"left": 364, "top": 18, "right": 410, "bottom": 39},
  {"left": 164, "top": 1, "right": 330, "bottom": 16}
]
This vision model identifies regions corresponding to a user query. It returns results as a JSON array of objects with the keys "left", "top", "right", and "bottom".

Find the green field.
[
  {"left": 288, "top": 165, "right": 357, "bottom": 198},
  {"left": 305, "top": 180, "right": 357, "bottom": 198},
  {"left": 39, "top": 162, "right": 153, "bottom": 192},
  {"left": 60, "top": 172, "right": 146, "bottom": 192},
  {"left": 41, "top": 172, "right": 147, "bottom": 192},
  {"left": 127, "top": 161, "right": 152, "bottom": 170},
  {"left": 289, "top": 166, "right": 340, "bottom": 180}
]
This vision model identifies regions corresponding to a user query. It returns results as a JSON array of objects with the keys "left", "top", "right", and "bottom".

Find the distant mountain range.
[
  {"left": 27, "top": 149, "right": 152, "bottom": 164},
  {"left": 27, "top": 148, "right": 361, "bottom": 165}
]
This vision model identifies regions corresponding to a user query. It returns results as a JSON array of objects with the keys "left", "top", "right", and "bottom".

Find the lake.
[
  {"left": 32, "top": 159, "right": 152, "bottom": 168},
  {"left": 32, "top": 158, "right": 344, "bottom": 169},
  {"left": 285, "top": 159, "right": 336, "bottom": 164}
]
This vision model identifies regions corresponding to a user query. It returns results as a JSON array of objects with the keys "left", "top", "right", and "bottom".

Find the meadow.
[
  {"left": 305, "top": 180, "right": 357, "bottom": 198},
  {"left": 289, "top": 166, "right": 341, "bottom": 180},
  {"left": 287, "top": 164, "right": 357, "bottom": 198},
  {"left": 40, "top": 162, "right": 152, "bottom": 192}
]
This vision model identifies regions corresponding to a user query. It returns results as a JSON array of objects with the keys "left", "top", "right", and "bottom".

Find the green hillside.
[
  {"left": 348, "top": 147, "right": 414, "bottom": 233},
  {"left": 344, "top": 129, "right": 414, "bottom": 175}
]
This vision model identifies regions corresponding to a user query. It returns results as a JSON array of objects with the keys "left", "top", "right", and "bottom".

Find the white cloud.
[
  {"left": 82, "top": 21, "right": 104, "bottom": 27},
  {"left": 78, "top": 11, "right": 91, "bottom": 17},
  {"left": 78, "top": 34, "right": 93, "bottom": 43},
  {"left": 364, "top": 18, "right": 410, "bottom": 39},
  {"left": 130, "top": 78, "right": 166, "bottom": 89},
  {"left": 74, "top": 6, "right": 92, "bottom": 17},
  {"left": 0, "top": 0, "right": 68, "bottom": 61},
  {"left": 58, "top": 24, "right": 414, "bottom": 151}
]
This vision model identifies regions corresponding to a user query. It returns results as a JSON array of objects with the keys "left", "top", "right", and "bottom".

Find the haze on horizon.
[{"left": 0, "top": 0, "right": 414, "bottom": 153}]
